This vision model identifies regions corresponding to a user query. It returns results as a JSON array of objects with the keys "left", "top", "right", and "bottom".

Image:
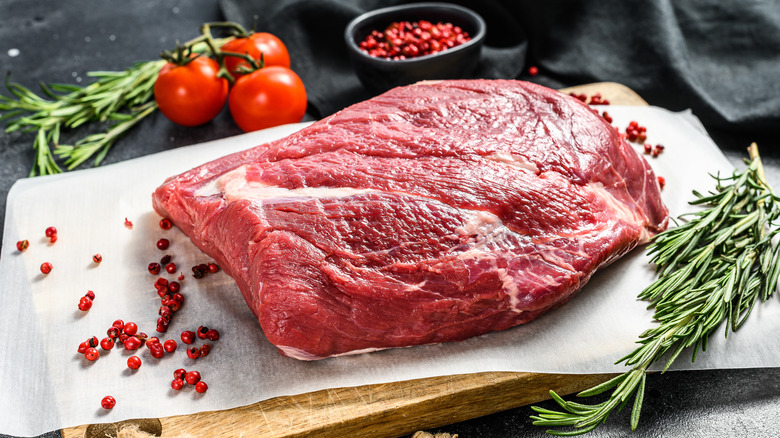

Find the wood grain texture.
[
  {"left": 62, "top": 82, "right": 643, "bottom": 438},
  {"left": 64, "top": 372, "right": 618, "bottom": 438}
]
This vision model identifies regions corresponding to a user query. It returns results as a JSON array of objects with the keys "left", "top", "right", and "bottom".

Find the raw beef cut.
[{"left": 152, "top": 80, "right": 668, "bottom": 360}]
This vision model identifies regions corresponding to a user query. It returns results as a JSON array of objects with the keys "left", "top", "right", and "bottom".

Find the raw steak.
[{"left": 152, "top": 80, "right": 668, "bottom": 360}]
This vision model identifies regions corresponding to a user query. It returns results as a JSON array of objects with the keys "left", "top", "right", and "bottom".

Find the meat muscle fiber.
[{"left": 153, "top": 80, "right": 668, "bottom": 360}]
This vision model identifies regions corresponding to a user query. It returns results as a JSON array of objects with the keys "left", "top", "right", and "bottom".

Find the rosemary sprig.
[
  {"left": 1, "top": 60, "right": 163, "bottom": 176},
  {"left": 531, "top": 143, "right": 780, "bottom": 435},
  {"left": 0, "top": 37, "right": 231, "bottom": 177}
]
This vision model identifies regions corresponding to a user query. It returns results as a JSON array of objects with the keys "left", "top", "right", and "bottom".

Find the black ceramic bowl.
[{"left": 345, "top": 2, "right": 486, "bottom": 91}]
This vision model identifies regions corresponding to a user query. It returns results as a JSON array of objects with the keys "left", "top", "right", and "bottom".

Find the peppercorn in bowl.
[{"left": 345, "top": 2, "right": 486, "bottom": 91}]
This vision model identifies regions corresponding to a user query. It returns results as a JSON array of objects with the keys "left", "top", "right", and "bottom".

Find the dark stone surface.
[{"left": 0, "top": 1, "right": 778, "bottom": 437}]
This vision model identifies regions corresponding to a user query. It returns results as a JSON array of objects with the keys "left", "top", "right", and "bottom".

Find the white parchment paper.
[{"left": 1, "top": 106, "right": 778, "bottom": 436}]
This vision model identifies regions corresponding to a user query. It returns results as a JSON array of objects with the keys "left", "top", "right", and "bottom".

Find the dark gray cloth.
[{"left": 219, "top": 0, "right": 780, "bottom": 137}]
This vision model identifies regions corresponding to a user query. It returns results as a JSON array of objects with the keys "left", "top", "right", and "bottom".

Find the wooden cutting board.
[{"left": 62, "top": 82, "right": 645, "bottom": 438}]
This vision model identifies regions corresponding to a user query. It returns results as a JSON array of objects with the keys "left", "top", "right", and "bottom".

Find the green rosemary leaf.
[
  {"left": 545, "top": 423, "right": 600, "bottom": 436},
  {"left": 560, "top": 402, "right": 604, "bottom": 416},
  {"left": 732, "top": 277, "right": 762, "bottom": 330},
  {"left": 662, "top": 342, "right": 687, "bottom": 372},
  {"left": 576, "top": 373, "right": 626, "bottom": 397},
  {"left": 549, "top": 390, "right": 569, "bottom": 408},
  {"left": 629, "top": 373, "right": 646, "bottom": 431},
  {"left": 531, "top": 406, "right": 577, "bottom": 416},
  {"left": 30, "top": 127, "right": 62, "bottom": 176},
  {"left": 47, "top": 83, "right": 83, "bottom": 93},
  {"left": 0, "top": 108, "right": 25, "bottom": 122},
  {"left": 533, "top": 417, "right": 583, "bottom": 427},
  {"left": 107, "top": 112, "right": 134, "bottom": 122},
  {"left": 763, "top": 245, "right": 780, "bottom": 300},
  {"left": 6, "top": 81, "right": 41, "bottom": 102}
]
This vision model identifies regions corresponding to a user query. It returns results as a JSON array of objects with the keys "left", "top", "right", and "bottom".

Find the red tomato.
[
  {"left": 154, "top": 56, "right": 228, "bottom": 127},
  {"left": 222, "top": 32, "right": 291, "bottom": 77},
  {"left": 228, "top": 66, "right": 307, "bottom": 132}
]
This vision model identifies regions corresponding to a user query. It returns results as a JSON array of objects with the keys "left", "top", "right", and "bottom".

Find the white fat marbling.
[{"left": 195, "top": 165, "right": 377, "bottom": 202}]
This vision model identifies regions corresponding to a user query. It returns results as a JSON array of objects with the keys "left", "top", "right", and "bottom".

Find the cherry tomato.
[
  {"left": 228, "top": 66, "right": 307, "bottom": 132},
  {"left": 221, "top": 32, "right": 291, "bottom": 77},
  {"left": 154, "top": 56, "right": 228, "bottom": 127}
]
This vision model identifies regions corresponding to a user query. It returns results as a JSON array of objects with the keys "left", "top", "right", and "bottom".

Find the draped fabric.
[{"left": 219, "top": 0, "right": 780, "bottom": 138}]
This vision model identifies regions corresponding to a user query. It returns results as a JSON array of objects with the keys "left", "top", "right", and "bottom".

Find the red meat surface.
[{"left": 153, "top": 80, "right": 668, "bottom": 360}]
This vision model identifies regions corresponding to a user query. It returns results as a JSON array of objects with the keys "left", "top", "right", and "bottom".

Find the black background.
[{"left": 1, "top": 1, "right": 779, "bottom": 437}]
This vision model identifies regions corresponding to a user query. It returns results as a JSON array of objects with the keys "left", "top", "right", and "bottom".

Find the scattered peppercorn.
[
  {"left": 149, "top": 343, "right": 165, "bottom": 358},
  {"left": 174, "top": 368, "right": 187, "bottom": 381},
  {"left": 156, "top": 238, "right": 170, "bottom": 250},
  {"left": 165, "top": 300, "right": 180, "bottom": 312},
  {"left": 78, "top": 296, "right": 93, "bottom": 311},
  {"left": 123, "top": 336, "right": 141, "bottom": 351},
  {"left": 171, "top": 378, "right": 184, "bottom": 390},
  {"left": 156, "top": 317, "right": 169, "bottom": 333},
  {"left": 155, "top": 277, "right": 169, "bottom": 288},
  {"left": 528, "top": 66, "right": 539, "bottom": 76},
  {"left": 181, "top": 330, "right": 196, "bottom": 345},
  {"left": 16, "top": 240, "right": 29, "bottom": 252},
  {"left": 159, "top": 218, "right": 173, "bottom": 230},
  {"left": 127, "top": 355, "right": 142, "bottom": 370},
  {"left": 101, "top": 396, "right": 116, "bottom": 410},
  {"left": 123, "top": 322, "right": 138, "bottom": 336},
  {"left": 185, "top": 370, "right": 201, "bottom": 385},
  {"left": 107, "top": 327, "right": 119, "bottom": 339},
  {"left": 195, "top": 381, "right": 208, "bottom": 394},
  {"left": 40, "top": 262, "right": 53, "bottom": 274},
  {"left": 206, "top": 329, "right": 220, "bottom": 342},
  {"left": 164, "top": 339, "right": 178, "bottom": 353},
  {"left": 159, "top": 305, "right": 172, "bottom": 321},
  {"left": 92, "top": 253, "right": 102, "bottom": 264},
  {"left": 568, "top": 92, "right": 610, "bottom": 106},
  {"left": 85, "top": 347, "right": 100, "bottom": 361},
  {"left": 187, "top": 347, "right": 201, "bottom": 359},
  {"left": 124, "top": 217, "right": 133, "bottom": 229},
  {"left": 148, "top": 262, "right": 161, "bottom": 275},
  {"left": 588, "top": 93, "right": 610, "bottom": 105},
  {"left": 625, "top": 121, "right": 647, "bottom": 142}
]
